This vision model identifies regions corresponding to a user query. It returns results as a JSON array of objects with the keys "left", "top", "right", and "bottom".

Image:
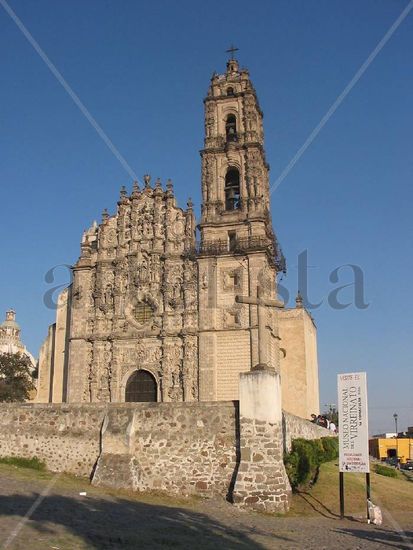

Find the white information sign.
[{"left": 337, "top": 372, "right": 370, "bottom": 473}]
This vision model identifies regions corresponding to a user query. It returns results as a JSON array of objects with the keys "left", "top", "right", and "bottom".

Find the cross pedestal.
[{"left": 235, "top": 285, "right": 284, "bottom": 371}]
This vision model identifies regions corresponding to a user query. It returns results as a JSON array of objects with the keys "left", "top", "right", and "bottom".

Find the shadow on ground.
[
  {"left": 295, "top": 491, "right": 341, "bottom": 519},
  {"left": 334, "top": 528, "right": 413, "bottom": 550},
  {"left": 0, "top": 492, "right": 274, "bottom": 549}
]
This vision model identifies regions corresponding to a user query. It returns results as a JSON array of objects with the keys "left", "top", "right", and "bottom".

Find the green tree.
[
  {"left": 323, "top": 404, "right": 339, "bottom": 426},
  {"left": 0, "top": 352, "right": 35, "bottom": 402}
]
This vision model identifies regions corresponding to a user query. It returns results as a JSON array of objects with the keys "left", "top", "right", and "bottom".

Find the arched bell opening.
[
  {"left": 225, "top": 114, "right": 237, "bottom": 143},
  {"left": 224, "top": 168, "right": 241, "bottom": 211},
  {"left": 125, "top": 369, "right": 157, "bottom": 402}
]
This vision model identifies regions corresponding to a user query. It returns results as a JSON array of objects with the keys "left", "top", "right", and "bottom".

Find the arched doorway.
[{"left": 125, "top": 370, "right": 157, "bottom": 402}]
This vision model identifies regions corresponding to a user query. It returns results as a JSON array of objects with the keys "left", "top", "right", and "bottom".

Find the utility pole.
[{"left": 394, "top": 412, "right": 399, "bottom": 468}]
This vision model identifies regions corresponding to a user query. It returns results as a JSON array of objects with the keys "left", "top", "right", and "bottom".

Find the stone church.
[{"left": 37, "top": 57, "right": 320, "bottom": 419}]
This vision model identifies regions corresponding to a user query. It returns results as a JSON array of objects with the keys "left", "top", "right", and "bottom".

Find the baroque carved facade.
[
  {"left": 67, "top": 176, "right": 198, "bottom": 403},
  {"left": 37, "top": 57, "right": 320, "bottom": 418}
]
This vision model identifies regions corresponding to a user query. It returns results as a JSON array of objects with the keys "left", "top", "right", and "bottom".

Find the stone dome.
[{"left": 0, "top": 309, "right": 36, "bottom": 370}]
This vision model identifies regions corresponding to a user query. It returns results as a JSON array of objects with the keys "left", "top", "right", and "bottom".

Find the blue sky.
[{"left": 0, "top": 0, "right": 412, "bottom": 434}]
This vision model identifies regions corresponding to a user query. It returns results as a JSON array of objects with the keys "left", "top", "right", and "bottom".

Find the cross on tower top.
[{"left": 226, "top": 45, "right": 239, "bottom": 60}]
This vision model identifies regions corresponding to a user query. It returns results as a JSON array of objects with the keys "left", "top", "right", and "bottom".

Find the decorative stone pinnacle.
[
  {"left": 187, "top": 197, "right": 193, "bottom": 209},
  {"left": 295, "top": 291, "right": 303, "bottom": 309},
  {"left": 166, "top": 179, "right": 173, "bottom": 193},
  {"left": 131, "top": 181, "right": 140, "bottom": 198},
  {"left": 155, "top": 177, "right": 162, "bottom": 189},
  {"left": 143, "top": 174, "right": 151, "bottom": 188},
  {"left": 120, "top": 185, "right": 127, "bottom": 198},
  {"left": 5, "top": 309, "right": 16, "bottom": 322},
  {"left": 102, "top": 208, "right": 109, "bottom": 222}
]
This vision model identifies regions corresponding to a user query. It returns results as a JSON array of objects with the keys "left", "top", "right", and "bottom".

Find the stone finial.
[
  {"left": 187, "top": 197, "right": 193, "bottom": 210},
  {"left": 143, "top": 174, "right": 151, "bottom": 188},
  {"left": 120, "top": 185, "right": 128, "bottom": 199},
  {"left": 131, "top": 181, "right": 140, "bottom": 198},
  {"left": 166, "top": 179, "right": 174, "bottom": 194},
  {"left": 80, "top": 234, "right": 90, "bottom": 258},
  {"left": 5, "top": 309, "right": 16, "bottom": 322},
  {"left": 102, "top": 208, "right": 109, "bottom": 223},
  {"left": 154, "top": 177, "right": 163, "bottom": 198},
  {"left": 295, "top": 291, "right": 303, "bottom": 309}
]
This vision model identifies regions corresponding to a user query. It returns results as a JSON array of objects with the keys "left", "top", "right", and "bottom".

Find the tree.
[
  {"left": 0, "top": 352, "right": 35, "bottom": 402},
  {"left": 323, "top": 404, "right": 338, "bottom": 427}
]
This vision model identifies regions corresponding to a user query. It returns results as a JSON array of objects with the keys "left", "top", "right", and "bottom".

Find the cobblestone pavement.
[{"left": 0, "top": 468, "right": 412, "bottom": 550}]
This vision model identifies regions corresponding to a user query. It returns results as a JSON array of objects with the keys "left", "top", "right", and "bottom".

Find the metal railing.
[{"left": 189, "top": 235, "right": 286, "bottom": 273}]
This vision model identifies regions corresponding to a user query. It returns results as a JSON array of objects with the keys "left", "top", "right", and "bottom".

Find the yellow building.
[{"left": 369, "top": 437, "right": 413, "bottom": 464}]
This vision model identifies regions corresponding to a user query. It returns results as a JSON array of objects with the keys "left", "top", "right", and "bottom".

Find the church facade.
[{"left": 37, "top": 58, "right": 320, "bottom": 419}]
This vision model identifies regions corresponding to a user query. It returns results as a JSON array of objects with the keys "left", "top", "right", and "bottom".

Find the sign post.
[{"left": 337, "top": 372, "right": 370, "bottom": 520}]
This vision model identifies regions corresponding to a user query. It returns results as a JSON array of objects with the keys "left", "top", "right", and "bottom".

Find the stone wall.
[
  {"left": 0, "top": 403, "right": 106, "bottom": 476},
  {"left": 283, "top": 411, "right": 332, "bottom": 452},
  {"left": 92, "top": 401, "right": 238, "bottom": 497},
  {"left": 278, "top": 307, "right": 320, "bottom": 419},
  {"left": 0, "top": 401, "right": 332, "bottom": 512},
  {"left": 0, "top": 401, "right": 238, "bottom": 499}
]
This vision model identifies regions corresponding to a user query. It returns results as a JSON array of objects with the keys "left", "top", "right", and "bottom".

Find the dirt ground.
[{"left": 0, "top": 465, "right": 412, "bottom": 550}]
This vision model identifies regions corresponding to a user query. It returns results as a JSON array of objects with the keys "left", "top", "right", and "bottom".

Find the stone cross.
[{"left": 235, "top": 286, "right": 284, "bottom": 371}]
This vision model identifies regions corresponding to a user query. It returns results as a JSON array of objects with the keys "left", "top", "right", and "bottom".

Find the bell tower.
[
  {"left": 199, "top": 56, "right": 273, "bottom": 248},
  {"left": 197, "top": 54, "right": 285, "bottom": 401}
]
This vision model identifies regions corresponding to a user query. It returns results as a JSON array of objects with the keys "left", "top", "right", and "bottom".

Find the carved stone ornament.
[{"left": 222, "top": 267, "right": 242, "bottom": 292}]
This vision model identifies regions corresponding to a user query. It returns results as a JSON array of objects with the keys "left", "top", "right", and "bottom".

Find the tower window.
[
  {"left": 228, "top": 231, "right": 237, "bottom": 252},
  {"left": 227, "top": 87, "right": 234, "bottom": 96},
  {"left": 225, "top": 114, "right": 237, "bottom": 142},
  {"left": 225, "top": 168, "right": 240, "bottom": 211}
]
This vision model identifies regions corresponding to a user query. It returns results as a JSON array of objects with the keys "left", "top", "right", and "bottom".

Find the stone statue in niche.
[
  {"left": 184, "top": 286, "right": 196, "bottom": 310},
  {"left": 135, "top": 254, "right": 150, "bottom": 286},
  {"left": 205, "top": 102, "right": 215, "bottom": 137},
  {"left": 102, "top": 284, "right": 114, "bottom": 312},
  {"left": 244, "top": 95, "right": 257, "bottom": 131},
  {"left": 118, "top": 270, "right": 128, "bottom": 315},
  {"left": 168, "top": 368, "right": 183, "bottom": 401},
  {"left": 172, "top": 279, "right": 183, "bottom": 307},
  {"left": 151, "top": 255, "right": 161, "bottom": 284},
  {"left": 201, "top": 270, "right": 209, "bottom": 290}
]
